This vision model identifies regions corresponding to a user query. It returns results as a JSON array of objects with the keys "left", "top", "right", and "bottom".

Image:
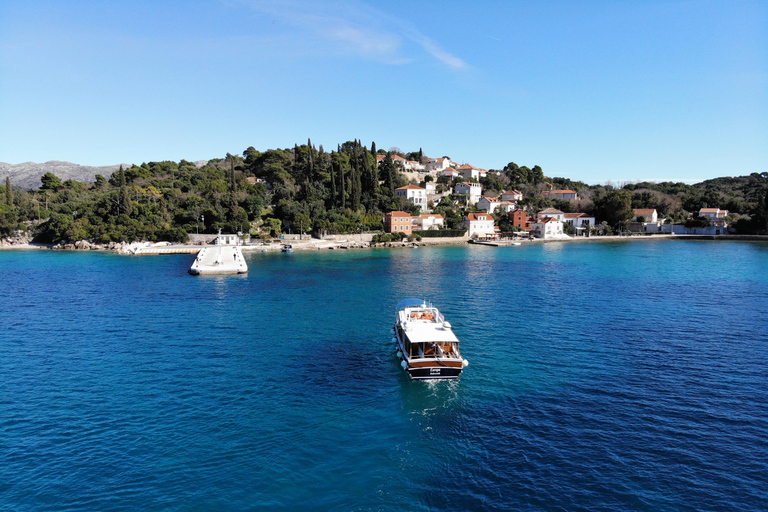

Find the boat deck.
[{"left": 189, "top": 246, "right": 248, "bottom": 275}]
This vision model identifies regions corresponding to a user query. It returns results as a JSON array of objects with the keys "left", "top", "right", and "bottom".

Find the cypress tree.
[
  {"left": 329, "top": 148, "right": 336, "bottom": 208},
  {"left": 338, "top": 145, "right": 346, "bottom": 209},
  {"left": 350, "top": 140, "right": 362, "bottom": 210},
  {"left": 5, "top": 177, "right": 12, "bottom": 206}
]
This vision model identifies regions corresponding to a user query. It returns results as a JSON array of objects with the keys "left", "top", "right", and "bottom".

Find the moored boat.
[
  {"left": 393, "top": 298, "right": 468, "bottom": 380},
  {"left": 281, "top": 244, "right": 293, "bottom": 252}
]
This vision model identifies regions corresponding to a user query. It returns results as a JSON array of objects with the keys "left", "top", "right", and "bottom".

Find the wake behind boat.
[{"left": 393, "top": 298, "right": 468, "bottom": 380}]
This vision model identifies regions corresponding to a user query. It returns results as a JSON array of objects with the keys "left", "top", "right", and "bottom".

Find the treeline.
[
  {"left": 1, "top": 141, "right": 767, "bottom": 244},
  {"left": 0, "top": 140, "right": 418, "bottom": 244}
]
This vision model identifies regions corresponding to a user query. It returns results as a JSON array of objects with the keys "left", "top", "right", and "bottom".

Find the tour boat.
[{"left": 393, "top": 298, "right": 468, "bottom": 380}]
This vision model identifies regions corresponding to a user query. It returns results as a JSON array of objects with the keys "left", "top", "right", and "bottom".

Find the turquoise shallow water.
[{"left": 1, "top": 240, "right": 767, "bottom": 511}]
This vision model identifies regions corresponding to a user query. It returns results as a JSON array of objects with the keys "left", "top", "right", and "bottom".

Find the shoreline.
[{"left": 2, "top": 233, "right": 767, "bottom": 253}]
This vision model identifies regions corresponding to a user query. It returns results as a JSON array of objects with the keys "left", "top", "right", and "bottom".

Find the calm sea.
[{"left": 1, "top": 240, "right": 767, "bottom": 511}]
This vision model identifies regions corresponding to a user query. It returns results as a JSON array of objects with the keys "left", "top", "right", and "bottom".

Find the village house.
[
  {"left": 543, "top": 189, "right": 579, "bottom": 201},
  {"left": 454, "top": 182, "right": 483, "bottom": 205},
  {"left": 425, "top": 157, "right": 453, "bottom": 173},
  {"left": 631, "top": 208, "right": 665, "bottom": 232},
  {"left": 633, "top": 208, "right": 658, "bottom": 223},
  {"left": 376, "top": 154, "right": 408, "bottom": 168},
  {"left": 439, "top": 169, "right": 461, "bottom": 179},
  {"left": 477, "top": 196, "right": 501, "bottom": 213},
  {"left": 395, "top": 184, "right": 427, "bottom": 209},
  {"left": 477, "top": 196, "right": 516, "bottom": 214},
  {"left": 414, "top": 213, "right": 444, "bottom": 230},
  {"left": 498, "top": 201, "right": 517, "bottom": 214},
  {"left": 500, "top": 190, "right": 523, "bottom": 202},
  {"left": 509, "top": 209, "right": 532, "bottom": 231},
  {"left": 456, "top": 164, "right": 485, "bottom": 181},
  {"left": 463, "top": 212, "right": 495, "bottom": 239},
  {"left": 384, "top": 211, "right": 413, "bottom": 235},
  {"left": 563, "top": 212, "right": 596, "bottom": 229},
  {"left": 390, "top": 154, "right": 407, "bottom": 167},
  {"left": 699, "top": 208, "right": 729, "bottom": 227},
  {"left": 531, "top": 217, "right": 564, "bottom": 239},
  {"left": 404, "top": 160, "right": 425, "bottom": 172},
  {"left": 536, "top": 208, "right": 565, "bottom": 222}
]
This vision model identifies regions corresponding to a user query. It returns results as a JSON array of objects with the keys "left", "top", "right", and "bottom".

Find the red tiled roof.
[
  {"left": 385, "top": 211, "right": 412, "bottom": 218},
  {"left": 396, "top": 184, "right": 425, "bottom": 190},
  {"left": 633, "top": 208, "right": 656, "bottom": 215}
]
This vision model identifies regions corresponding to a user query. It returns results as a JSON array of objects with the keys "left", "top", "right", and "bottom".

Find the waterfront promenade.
[{"left": 2, "top": 233, "right": 766, "bottom": 254}]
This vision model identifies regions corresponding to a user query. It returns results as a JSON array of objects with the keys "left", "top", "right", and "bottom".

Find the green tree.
[
  {"left": 5, "top": 177, "right": 12, "bottom": 206},
  {"left": 380, "top": 154, "right": 397, "bottom": 206},
  {"left": 40, "top": 172, "right": 63, "bottom": 191},
  {"left": 592, "top": 189, "right": 633, "bottom": 230}
]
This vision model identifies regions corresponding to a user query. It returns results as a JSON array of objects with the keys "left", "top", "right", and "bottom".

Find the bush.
[{"left": 415, "top": 228, "right": 467, "bottom": 238}]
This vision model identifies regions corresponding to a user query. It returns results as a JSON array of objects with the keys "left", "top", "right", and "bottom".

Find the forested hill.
[
  {"left": 1, "top": 141, "right": 767, "bottom": 244},
  {"left": 0, "top": 161, "right": 132, "bottom": 189}
]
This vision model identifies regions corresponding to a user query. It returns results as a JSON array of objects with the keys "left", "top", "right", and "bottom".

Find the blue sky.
[{"left": 1, "top": 0, "right": 766, "bottom": 184}]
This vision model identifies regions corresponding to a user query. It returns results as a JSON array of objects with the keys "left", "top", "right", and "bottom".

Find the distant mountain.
[{"left": 0, "top": 161, "right": 132, "bottom": 189}]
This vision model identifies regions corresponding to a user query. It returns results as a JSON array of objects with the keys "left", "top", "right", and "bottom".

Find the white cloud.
[{"left": 236, "top": 0, "right": 467, "bottom": 69}]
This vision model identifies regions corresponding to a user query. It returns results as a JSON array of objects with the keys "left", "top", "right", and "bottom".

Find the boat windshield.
[
  {"left": 397, "top": 298, "right": 429, "bottom": 310},
  {"left": 414, "top": 341, "right": 459, "bottom": 359}
]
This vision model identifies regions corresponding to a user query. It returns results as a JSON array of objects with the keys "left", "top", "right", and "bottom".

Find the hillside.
[{"left": 0, "top": 161, "right": 131, "bottom": 189}]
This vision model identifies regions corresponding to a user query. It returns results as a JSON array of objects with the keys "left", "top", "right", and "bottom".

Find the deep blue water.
[{"left": 1, "top": 240, "right": 767, "bottom": 511}]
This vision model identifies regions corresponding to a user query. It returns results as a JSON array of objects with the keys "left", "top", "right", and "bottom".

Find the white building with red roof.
[
  {"left": 463, "top": 212, "right": 495, "bottom": 239},
  {"left": 456, "top": 163, "right": 483, "bottom": 181},
  {"left": 699, "top": 208, "right": 729, "bottom": 227},
  {"left": 500, "top": 190, "right": 523, "bottom": 202},
  {"left": 395, "top": 184, "right": 427, "bottom": 208},
  {"left": 477, "top": 196, "right": 501, "bottom": 213},
  {"left": 536, "top": 208, "right": 565, "bottom": 222},
  {"left": 425, "top": 157, "right": 453, "bottom": 173},
  {"left": 563, "top": 212, "right": 596, "bottom": 229},
  {"left": 532, "top": 217, "right": 565, "bottom": 239},
  {"left": 414, "top": 213, "right": 444, "bottom": 230},
  {"left": 543, "top": 189, "right": 579, "bottom": 201},
  {"left": 454, "top": 182, "right": 483, "bottom": 205},
  {"left": 633, "top": 208, "right": 658, "bottom": 223}
]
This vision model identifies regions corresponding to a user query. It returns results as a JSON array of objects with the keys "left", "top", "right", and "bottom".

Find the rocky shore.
[{"left": 3, "top": 233, "right": 766, "bottom": 253}]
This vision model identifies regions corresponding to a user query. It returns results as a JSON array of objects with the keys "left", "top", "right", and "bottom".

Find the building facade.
[{"left": 384, "top": 211, "right": 413, "bottom": 235}]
